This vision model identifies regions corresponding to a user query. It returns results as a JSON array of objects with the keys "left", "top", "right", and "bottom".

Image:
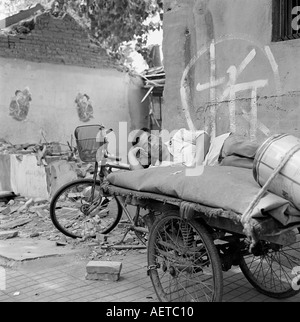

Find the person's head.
[
  {"left": 132, "top": 128, "right": 169, "bottom": 163},
  {"left": 132, "top": 127, "right": 151, "bottom": 147},
  {"left": 15, "top": 90, "right": 22, "bottom": 99}
]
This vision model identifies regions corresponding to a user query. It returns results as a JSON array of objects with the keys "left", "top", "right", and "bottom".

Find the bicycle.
[{"left": 49, "top": 124, "right": 150, "bottom": 244}]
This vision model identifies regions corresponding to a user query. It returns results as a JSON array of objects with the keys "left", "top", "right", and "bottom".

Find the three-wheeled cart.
[{"left": 106, "top": 182, "right": 300, "bottom": 302}]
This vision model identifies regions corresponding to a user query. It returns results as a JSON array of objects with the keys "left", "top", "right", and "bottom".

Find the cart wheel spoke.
[
  {"left": 147, "top": 210, "right": 223, "bottom": 302},
  {"left": 239, "top": 229, "right": 300, "bottom": 299}
]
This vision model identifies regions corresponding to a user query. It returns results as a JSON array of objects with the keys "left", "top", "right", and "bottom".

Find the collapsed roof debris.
[{"left": 140, "top": 66, "right": 165, "bottom": 103}]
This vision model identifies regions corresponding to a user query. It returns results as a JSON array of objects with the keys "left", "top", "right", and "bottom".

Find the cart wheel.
[
  {"left": 147, "top": 210, "right": 223, "bottom": 302},
  {"left": 239, "top": 228, "right": 300, "bottom": 299}
]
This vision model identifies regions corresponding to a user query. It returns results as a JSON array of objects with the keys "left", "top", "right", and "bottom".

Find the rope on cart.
[{"left": 241, "top": 144, "right": 300, "bottom": 250}]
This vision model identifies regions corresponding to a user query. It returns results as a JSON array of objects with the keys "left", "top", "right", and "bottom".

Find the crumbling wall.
[
  {"left": 0, "top": 11, "right": 148, "bottom": 159},
  {"left": 0, "top": 153, "right": 77, "bottom": 199},
  {"left": 0, "top": 11, "right": 113, "bottom": 69},
  {"left": 162, "top": 0, "right": 300, "bottom": 143}
]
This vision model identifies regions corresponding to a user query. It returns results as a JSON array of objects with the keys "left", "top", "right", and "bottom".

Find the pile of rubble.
[
  {"left": 0, "top": 192, "right": 146, "bottom": 261},
  {"left": 0, "top": 192, "right": 62, "bottom": 241},
  {"left": 0, "top": 137, "right": 147, "bottom": 261},
  {"left": 0, "top": 139, "right": 77, "bottom": 166},
  {"left": 0, "top": 138, "right": 98, "bottom": 179}
]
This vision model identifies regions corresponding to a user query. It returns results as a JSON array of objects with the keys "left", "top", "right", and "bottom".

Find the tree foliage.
[{"left": 1, "top": 0, "right": 163, "bottom": 68}]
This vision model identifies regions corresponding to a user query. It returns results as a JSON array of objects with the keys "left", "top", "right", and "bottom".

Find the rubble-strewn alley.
[{"left": 0, "top": 190, "right": 147, "bottom": 262}]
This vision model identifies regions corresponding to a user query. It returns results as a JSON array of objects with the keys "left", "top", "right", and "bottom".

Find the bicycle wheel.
[
  {"left": 147, "top": 210, "right": 223, "bottom": 302},
  {"left": 50, "top": 179, "right": 122, "bottom": 238},
  {"left": 239, "top": 228, "right": 300, "bottom": 299}
]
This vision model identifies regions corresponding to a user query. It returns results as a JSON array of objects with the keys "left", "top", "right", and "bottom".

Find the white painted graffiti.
[
  {"left": 180, "top": 34, "right": 282, "bottom": 139},
  {"left": 196, "top": 45, "right": 268, "bottom": 140}
]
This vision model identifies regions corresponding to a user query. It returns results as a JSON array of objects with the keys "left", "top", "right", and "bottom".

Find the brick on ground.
[
  {"left": 0, "top": 206, "right": 11, "bottom": 216},
  {"left": 0, "top": 217, "right": 31, "bottom": 229},
  {"left": 34, "top": 208, "right": 49, "bottom": 219},
  {"left": 0, "top": 230, "right": 18, "bottom": 240},
  {"left": 85, "top": 261, "right": 122, "bottom": 282},
  {"left": 0, "top": 204, "right": 20, "bottom": 216}
]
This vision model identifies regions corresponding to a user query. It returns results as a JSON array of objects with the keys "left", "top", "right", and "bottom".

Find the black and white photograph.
[{"left": 0, "top": 0, "right": 300, "bottom": 307}]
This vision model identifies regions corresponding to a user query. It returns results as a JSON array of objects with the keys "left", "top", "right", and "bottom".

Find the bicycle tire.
[
  {"left": 239, "top": 228, "right": 300, "bottom": 299},
  {"left": 50, "top": 178, "right": 122, "bottom": 238},
  {"left": 147, "top": 210, "right": 223, "bottom": 302}
]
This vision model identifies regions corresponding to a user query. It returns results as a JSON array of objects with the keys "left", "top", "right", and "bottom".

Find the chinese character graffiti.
[{"left": 180, "top": 34, "right": 282, "bottom": 140}]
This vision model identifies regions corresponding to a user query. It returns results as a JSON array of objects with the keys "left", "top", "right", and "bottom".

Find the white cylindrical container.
[{"left": 253, "top": 133, "right": 300, "bottom": 210}]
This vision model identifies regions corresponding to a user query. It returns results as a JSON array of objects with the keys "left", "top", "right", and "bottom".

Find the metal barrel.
[{"left": 253, "top": 133, "right": 300, "bottom": 210}]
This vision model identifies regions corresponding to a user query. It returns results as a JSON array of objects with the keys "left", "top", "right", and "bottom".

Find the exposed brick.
[
  {"left": 85, "top": 272, "right": 120, "bottom": 282},
  {"left": 86, "top": 261, "right": 122, "bottom": 275},
  {"left": 85, "top": 261, "right": 122, "bottom": 282},
  {"left": 0, "top": 10, "right": 116, "bottom": 70}
]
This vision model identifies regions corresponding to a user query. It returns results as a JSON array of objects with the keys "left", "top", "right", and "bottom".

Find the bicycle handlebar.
[
  {"left": 98, "top": 127, "right": 131, "bottom": 170},
  {"left": 106, "top": 128, "right": 113, "bottom": 135},
  {"left": 105, "top": 161, "right": 131, "bottom": 170},
  {"left": 104, "top": 152, "right": 122, "bottom": 162}
]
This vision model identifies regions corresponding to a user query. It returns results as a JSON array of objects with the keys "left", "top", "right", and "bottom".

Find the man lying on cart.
[
  {"left": 128, "top": 128, "right": 259, "bottom": 171},
  {"left": 125, "top": 128, "right": 259, "bottom": 227}
]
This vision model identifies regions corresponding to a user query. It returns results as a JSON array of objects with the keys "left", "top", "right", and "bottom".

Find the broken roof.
[
  {"left": 0, "top": 3, "right": 44, "bottom": 30},
  {"left": 140, "top": 66, "right": 165, "bottom": 102},
  {"left": 0, "top": 4, "right": 123, "bottom": 70}
]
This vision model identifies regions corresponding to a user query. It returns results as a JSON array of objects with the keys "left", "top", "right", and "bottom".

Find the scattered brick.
[
  {"left": 95, "top": 233, "right": 107, "bottom": 243},
  {"left": 85, "top": 261, "right": 122, "bottom": 282},
  {"left": 0, "top": 230, "right": 18, "bottom": 240},
  {"left": 0, "top": 206, "right": 11, "bottom": 216},
  {"left": 85, "top": 272, "right": 120, "bottom": 282},
  {"left": 0, "top": 217, "right": 31, "bottom": 229},
  {"left": 35, "top": 208, "right": 49, "bottom": 219},
  {"left": 30, "top": 232, "right": 40, "bottom": 238}
]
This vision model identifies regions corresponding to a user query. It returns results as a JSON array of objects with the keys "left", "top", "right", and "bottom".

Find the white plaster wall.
[
  {"left": 162, "top": 0, "right": 300, "bottom": 143},
  {"left": 0, "top": 57, "right": 148, "bottom": 162},
  {"left": 10, "top": 154, "right": 48, "bottom": 199},
  {"left": 2, "top": 154, "right": 79, "bottom": 199}
]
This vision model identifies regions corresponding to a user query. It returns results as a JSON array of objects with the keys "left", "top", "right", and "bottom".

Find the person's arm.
[{"left": 128, "top": 147, "right": 145, "bottom": 170}]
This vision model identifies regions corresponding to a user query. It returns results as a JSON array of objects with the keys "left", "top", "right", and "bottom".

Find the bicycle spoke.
[{"left": 50, "top": 179, "right": 122, "bottom": 238}]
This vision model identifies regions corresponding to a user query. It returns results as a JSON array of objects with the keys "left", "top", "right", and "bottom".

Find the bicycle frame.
[
  {"left": 84, "top": 157, "right": 148, "bottom": 239},
  {"left": 102, "top": 163, "right": 149, "bottom": 235}
]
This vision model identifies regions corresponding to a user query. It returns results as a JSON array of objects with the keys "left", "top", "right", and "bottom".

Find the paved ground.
[{"left": 1, "top": 239, "right": 300, "bottom": 303}]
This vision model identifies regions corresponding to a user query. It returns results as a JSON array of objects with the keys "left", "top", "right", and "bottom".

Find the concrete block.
[
  {"left": 85, "top": 272, "right": 120, "bottom": 282},
  {"left": 86, "top": 261, "right": 122, "bottom": 274},
  {"left": 86, "top": 261, "right": 122, "bottom": 281}
]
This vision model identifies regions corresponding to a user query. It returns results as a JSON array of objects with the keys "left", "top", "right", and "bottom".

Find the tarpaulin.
[{"left": 107, "top": 165, "right": 300, "bottom": 226}]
